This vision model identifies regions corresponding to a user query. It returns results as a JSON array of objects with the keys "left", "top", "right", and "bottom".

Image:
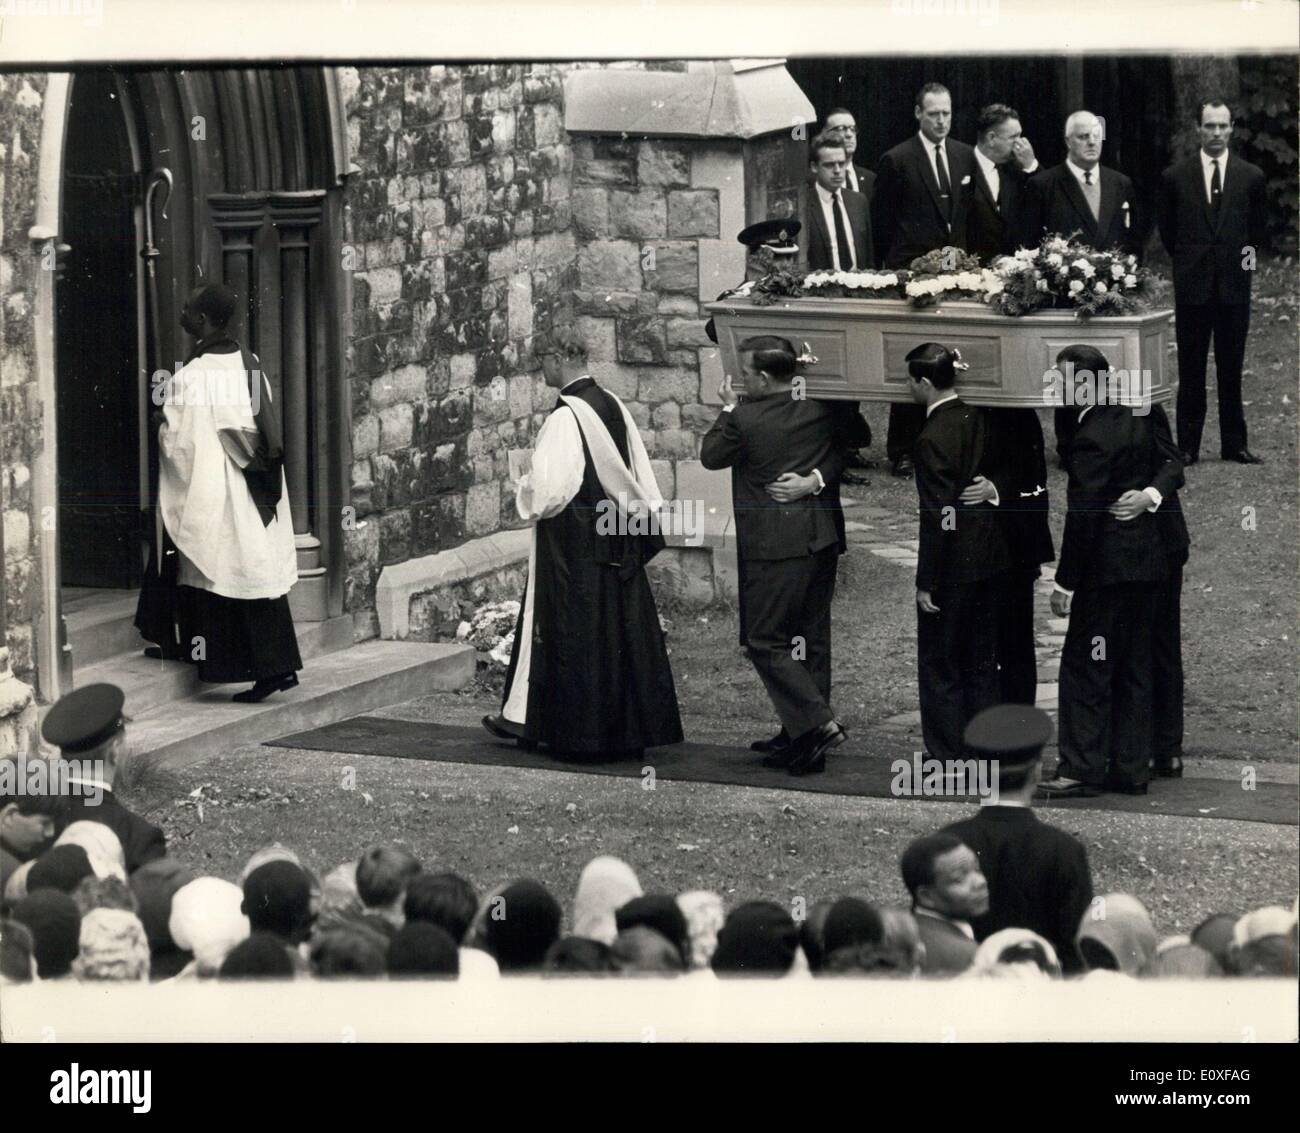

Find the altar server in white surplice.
[
  {"left": 157, "top": 283, "right": 302, "bottom": 703},
  {"left": 482, "top": 325, "right": 682, "bottom": 759}
]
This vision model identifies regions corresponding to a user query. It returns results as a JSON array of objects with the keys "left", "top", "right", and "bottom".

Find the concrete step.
[
  {"left": 128, "top": 640, "right": 476, "bottom": 769},
  {"left": 66, "top": 594, "right": 148, "bottom": 668},
  {"left": 75, "top": 615, "right": 356, "bottom": 716}
]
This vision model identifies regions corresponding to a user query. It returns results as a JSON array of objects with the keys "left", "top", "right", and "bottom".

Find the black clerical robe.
[{"left": 500, "top": 377, "right": 682, "bottom": 756}]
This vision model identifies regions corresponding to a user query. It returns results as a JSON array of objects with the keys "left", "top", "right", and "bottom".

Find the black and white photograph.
[{"left": 0, "top": 0, "right": 1296, "bottom": 1096}]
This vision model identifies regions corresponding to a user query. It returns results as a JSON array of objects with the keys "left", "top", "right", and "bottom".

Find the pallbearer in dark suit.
[
  {"left": 906, "top": 344, "right": 1010, "bottom": 762},
  {"left": 701, "top": 336, "right": 847, "bottom": 777},
  {"left": 942, "top": 705, "right": 1094, "bottom": 973},
  {"left": 872, "top": 83, "right": 976, "bottom": 477},
  {"left": 40, "top": 683, "right": 167, "bottom": 874},
  {"left": 484, "top": 326, "right": 682, "bottom": 759},
  {"left": 1021, "top": 111, "right": 1143, "bottom": 258},
  {"left": 962, "top": 408, "right": 1054, "bottom": 705},
  {"left": 804, "top": 132, "right": 874, "bottom": 273},
  {"left": 823, "top": 107, "right": 876, "bottom": 200},
  {"left": 1041, "top": 346, "right": 1189, "bottom": 798},
  {"left": 1158, "top": 98, "right": 1267, "bottom": 465},
  {"left": 962, "top": 103, "right": 1041, "bottom": 264}
]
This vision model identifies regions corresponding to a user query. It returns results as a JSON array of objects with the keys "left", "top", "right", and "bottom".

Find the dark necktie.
[
  {"left": 1210, "top": 158, "right": 1222, "bottom": 217},
  {"left": 934, "top": 144, "right": 952, "bottom": 221},
  {"left": 833, "top": 190, "right": 854, "bottom": 270},
  {"left": 1082, "top": 169, "right": 1101, "bottom": 222}
]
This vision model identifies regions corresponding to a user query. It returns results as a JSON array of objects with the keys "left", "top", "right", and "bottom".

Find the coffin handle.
[{"left": 797, "top": 341, "right": 819, "bottom": 366}]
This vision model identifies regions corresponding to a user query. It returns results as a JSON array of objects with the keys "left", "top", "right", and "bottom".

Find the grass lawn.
[{"left": 123, "top": 257, "right": 1298, "bottom": 942}]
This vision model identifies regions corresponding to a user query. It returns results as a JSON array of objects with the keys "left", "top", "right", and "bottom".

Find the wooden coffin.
[{"left": 703, "top": 296, "right": 1174, "bottom": 408}]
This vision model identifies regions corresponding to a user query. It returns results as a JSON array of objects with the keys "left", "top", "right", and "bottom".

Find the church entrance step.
[{"left": 124, "top": 640, "right": 475, "bottom": 769}]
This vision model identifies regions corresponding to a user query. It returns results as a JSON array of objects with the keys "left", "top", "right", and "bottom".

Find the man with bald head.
[{"left": 1021, "top": 110, "right": 1143, "bottom": 258}]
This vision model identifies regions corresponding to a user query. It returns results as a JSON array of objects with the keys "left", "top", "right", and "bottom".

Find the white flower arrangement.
[
  {"left": 803, "top": 270, "right": 899, "bottom": 290},
  {"left": 1073, "top": 258, "right": 1096, "bottom": 279},
  {"left": 1123, "top": 273, "right": 1138, "bottom": 288},
  {"left": 1068, "top": 279, "right": 1085, "bottom": 294},
  {"left": 1094, "top": 281, "right": 1108, "bottom": 294}
]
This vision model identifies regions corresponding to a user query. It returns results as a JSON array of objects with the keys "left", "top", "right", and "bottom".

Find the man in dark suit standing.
[
  {"left": 823, "top": 107, "right": 875, "bottom": 199},
  {"left": 961, "top": 407, "right": 1054, "bottom": 705},
  {"left": 1158, "top": 98, "right": 1267, "bottom": 465},
  {"left": 1021, "top": 110, "right": 1143, "bottom": 258},
  {"left": 40, "top": 683, "right": 167, "bottom": 873},
  {"left": 872, "top": 83, "right": 976, "bottom": 477},
  {"left": 701, "top": 336, "right": 848, "bottom": 777},
  {"left": 1040, "top": 346, "right": 1189, "bottom": 798},
  {"left": 906, "top": 343, "right": 1010, "bottom": 762},
  {"left": 962, "top": 103, "right": 1042, "bottom": 263},
  {"left": 942, "top": 705, "right": 1094, "bottom": 973},
  {"left": 804, "top": 132, "right": 873, "bottom": 274}
]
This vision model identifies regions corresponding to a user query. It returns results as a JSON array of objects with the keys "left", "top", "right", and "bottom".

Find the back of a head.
[
  {"left": 615, "top": 894, "right": 690, "bottom": 965},
  {"left": 676, "top": 890, "right": 725, "bottom": 970},
  {"left": 238, "top": 843, "right": 301, "bottom": 886},
  {"left": 738, "top": 335, "right": 798, "bottom": 383},
  {"left": 72, "top": 874, "right": 138, "bottom": 917},
  {"left": 355, "top": 845, "right": 421, "bottom": 910},
  {"left": 403, "top": 872, "right": 478, "bottom": 944},
  {"left": 12, "top": 890, "right": 81, "bottom": 979},
  {"left": 1, "top": 918, "right": 37, "bottom": 983},
  {"left": 538, "top": 322, "right": 588, "bottom": 363},
  {"left": 130, "top": 857, "right": 198, "bottom": 953},
  {"left": 821, "top": 942, "right": 916, "bottom": 978},
  {"left": 311, "top": 926, "right": 388, "bottom": 978},
  {"left": 484, "top": 879, "right": 562, "bottom": 972},
  {"left": 190, "top": 282, "right": 239, "bottom": 330},
  {"left": 572, "top": 856, "right": 642, "bottom": 946},
  {"left": 1055, "top": 343, "right": 1110, "bottom": 377},
  {"left": 73, "top": 907, "right": 150, "bottom": 982},
  {"left": 610, "top": 926, "right": 686, "bottom": 975},
  {"left": 712, "top": 901, "right": 799, "bottom": 976},
  {"left": 1076, "top": 893, "right": 1157, "bottom": 976},
  {"left": 1190, "top": 913, "right": 1238, "bottom": 968},
  {"left": 220, "top": 932, "right": 296, "bottom": 980},
  {"left": 798, "top": 900, "right": 835, "bottom": 972},
  {"left": 387, "top": 922, "right": 460, "bottom": 977},
  {"left": 904, "top": 342, "right": 957, "bottom": 390},
  {"left": 972, "top": 929, "right": 1061, "bottom": 979},
  {"left": 243, "top": 860, "right": 313, "bottom": 941},
  {"left": 27, "top": 844, "right": 94, "bottom": 895},
  {"left": 822, "top": 897, "right": 884, "bottom": 956},
  {"left": 1144, "top": 942, "right": 1223, "bottom": 980},
  {"left": 168, "top": 877, "right": 251, "bottom": 971},
  {"left": 544, "top": 935, "right": 614, "bottom": 974}
]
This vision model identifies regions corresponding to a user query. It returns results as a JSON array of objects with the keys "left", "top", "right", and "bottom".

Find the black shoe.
[
  {"left": 1035, "top": 776, "right": 1101, "bottom": 799},
  {"left": 482, "top": 714, "right": 525, "bottom": 742},
  {"left": 1223, "top": 449, "right": 1262, "bottom": 464},
  {"left": 890, "top": 457, "right": 914, "bottom": 478},
  {"left": 761, "top": 745, "right": 799, "bottom": 770},
  {"left": 786, "top": 721, "right": 846, "bottom": 776},
  {"left": 1151, "top": 758, "right": 1184, "bottom": 779},
  {"left": 841, "top": 471, "right": 872, "bottom": 487},
  {"left": 231, "top": 672, "right": 299, "bottom": 703},
  {"left": 751, "top": 729, "right": 790, "bottom": 753},
  {"left": 1180, "top": 450, "right": 1199, "bottom": 466}
]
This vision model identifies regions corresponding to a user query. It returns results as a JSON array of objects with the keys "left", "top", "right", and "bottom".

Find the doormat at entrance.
[{"left": 269, "top": 717, "right": 1297, "bottom": 826}]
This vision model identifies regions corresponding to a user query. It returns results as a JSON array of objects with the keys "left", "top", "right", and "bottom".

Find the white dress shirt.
[
  {"left": 1065, "top": 157, "right": 1099, "bottom": 187},
  {"left": 814, "top": 182, "right": 858, "bottom": 271},
  {"left": 1200, "top": 148, "right": 1229, "bottom": 205},
  {"left": 975, "top": 146, "right": 1001, "bottom": 205}
]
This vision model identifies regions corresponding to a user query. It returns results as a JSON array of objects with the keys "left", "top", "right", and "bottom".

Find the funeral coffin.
[{"left": 703, "top": 296, "right": 1174, "bottom": 409}]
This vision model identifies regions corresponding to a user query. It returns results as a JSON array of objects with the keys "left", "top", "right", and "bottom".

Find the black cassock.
[{"left": 500, "top": 378, "right": 682, "bottom": 757}]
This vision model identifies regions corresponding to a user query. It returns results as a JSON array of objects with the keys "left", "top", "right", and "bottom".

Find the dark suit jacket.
[
  {"left": 983, "top": 408, "right": 1054, "bottom": 571},
  {"left": 701, "top": 395, "right": 847, "bottom": 561},
  {"left": 1157, "top": 152, "right": 1266, "bottom": 305},
  {"left": 805, "top": 185, "right": 875, "bottom": 272},
  {"left": 961, "top": 158, "right": 1038, "bottom": 262},
  {"left": 914, "top": 398, "right": 1011, "bottom": 593},
  {"left": 942, "top": 805, "right": 1094, "bottom": 973},
  {"left": 1022, "top": 162, "right": 1142, "bottom": 257},
  {"left": 1056, "top": 403, "right": 1189, "bottom": 592},
  {"left": 872, "top": 135, "right": 976, "bottom": 268},
  {"left": 66, "top": 790, "right": 167, "bottom": 874},
  {"left": 914, "top": 910, "right": 977, "bottom": 975}
]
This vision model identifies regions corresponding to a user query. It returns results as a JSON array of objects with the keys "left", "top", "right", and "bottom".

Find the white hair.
[{"left": 1064, "top": 110, "right": 1101, "bottom": 138}]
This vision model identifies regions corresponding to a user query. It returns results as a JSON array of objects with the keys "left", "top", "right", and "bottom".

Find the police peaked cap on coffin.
[
  {"left": 737, "top": 218, "right": 802, "bottom": 255},
  {"left": 41, "top": 683, "right": 129, "bottom": 754}
]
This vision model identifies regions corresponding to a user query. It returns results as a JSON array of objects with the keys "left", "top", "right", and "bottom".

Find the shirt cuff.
[
  {"left": 812, "top": 468, "right": 826, "bottom": 495},
  {"left": 1143, "top": 486, "right": 1162, "bottom": 511},
  {"left": 1053, "top": 583, "right": 1074, "bottom": 598},
  {"left": 721, "top": 403, "right": 736, "bottom": 413},
  {"left": 1024, "top": 160, "right": 1039, "bottom": 174},
  {"left": 988, "top": 484, "right": 1000, "bottom": 506}
]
